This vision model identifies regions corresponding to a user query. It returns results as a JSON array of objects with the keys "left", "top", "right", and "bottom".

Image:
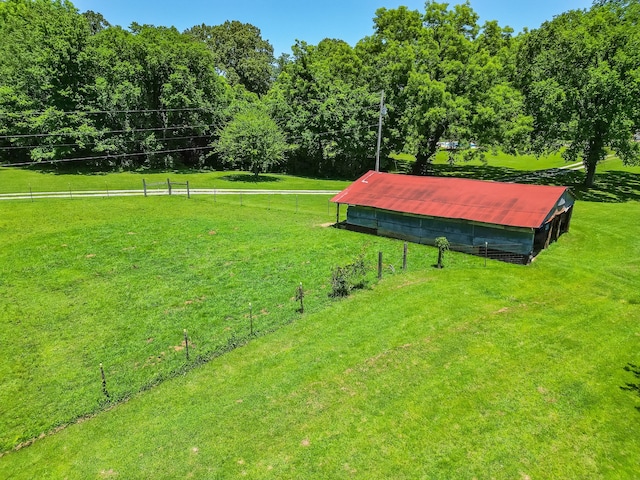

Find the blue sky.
[{"left": 72, "top": 0, "right": 594, "bottom": 56}]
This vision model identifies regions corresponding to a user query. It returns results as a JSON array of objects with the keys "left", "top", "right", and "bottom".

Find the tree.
[
  {"left": 517, "top": 0, "right": 640, "bottom": 187},
  {"left": 214, "top": 108, "right": 288, "bottom": 176},
  {"left": 356, "top": 2, "right": 529, "bottom": 175},
  {"left": 75, "top": 23, "right": 229, "bottom": 169},
  {"left": 185, "top": 21, "right": 274, "bottom": 96},
  {"left": 0, "top": 0, "right": 94, "bottom": 166},
  {"left": 82, "top": 10, "right": 110, "bottom": 35},
  {"left": 267, "top": 39, "right": 379, "bottom": 177}
]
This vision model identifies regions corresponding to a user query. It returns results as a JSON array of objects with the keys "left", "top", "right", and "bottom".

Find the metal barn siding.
[
  {"left": 347, "top": 206, "right": 535, "bottom": 255},
  {"left": 333, "top": 171, "right": 575, "bottom": 262}
]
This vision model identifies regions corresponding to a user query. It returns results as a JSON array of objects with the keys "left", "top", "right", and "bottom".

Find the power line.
[
  {"left": 0, "top": 123, "right": 218, "bottom": 140},
  {"left": 1, "top": 146, "right": 215, "bottom": 168},
  {"left": 0, "top": 134, "right": 213, "bottom": 151},
  {"left": 0, "top": 122, "right": 382, "bottom": 167},
  {"left": 0, "top": 107, "right": 216, "bottom": 118}
]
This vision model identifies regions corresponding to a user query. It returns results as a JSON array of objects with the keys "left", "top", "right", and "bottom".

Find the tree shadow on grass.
[
  {"left": 26, "top": 163, "right": 201, "bottom": 176},
  {"left": 219, "top": 173, "right": 281, "bottom": 183},
  {"left": 430, "top": 164, "right": 640, "bottom": 203},
  {"left": 620, "top": 363, "right": 640, "bottom": 412}
]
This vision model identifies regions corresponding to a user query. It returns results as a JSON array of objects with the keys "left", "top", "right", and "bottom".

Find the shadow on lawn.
[
  {"left": 26, "top": 163, "right": 202, "bottom": 176},
  {"left": 430, "top": 164, "right": 640, "bottom": 203},
  {"left": 219, "top": 173, "right": 281, "bottom": 183},
  {"left": 620, "top": 363, "right": 640, "bottom": 412}
]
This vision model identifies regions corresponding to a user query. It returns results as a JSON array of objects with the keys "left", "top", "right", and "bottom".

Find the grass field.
[
  {"left": 1, "top": 167, "right": 639, "bottom": 478},
  {"left": 2, "top": 193, "right": 451, "bottom": 454},
  {"left": 0, "top": 167, "right": 351, "bottom": 195}
]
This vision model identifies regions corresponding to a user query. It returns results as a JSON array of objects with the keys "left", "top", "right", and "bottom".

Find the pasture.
[{"left": 0, "top": 166, "right": 639, "bottom": 478}]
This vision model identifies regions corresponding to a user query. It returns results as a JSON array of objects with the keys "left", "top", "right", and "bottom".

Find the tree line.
[{"left": 0, "top": 0, "right": 638, "bottom": 186}]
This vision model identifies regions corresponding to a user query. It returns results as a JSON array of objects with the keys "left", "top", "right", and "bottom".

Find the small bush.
[{"left": 330, "top": 255, "right": 368, "bottom": 298}]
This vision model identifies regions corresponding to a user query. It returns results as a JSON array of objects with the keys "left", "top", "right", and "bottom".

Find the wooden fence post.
[
  {"left": 378, "top": 251, "right": 383, "bottom": 279},
  {"left": 100, "top": 363, "right": 110, "bottom": 400},
  {"left": 143, "top": 179, "right": 147, "bottom": 197},
  {"left": 183, "top": 329, "right": 189, "bottom": 360},
  {"left": 167, "top": 178, "right": 172, "bottom": 195},
  {"left": 186, "top": 181, "right": 190, "bottom": 199},
  {"left": 403, "top": 242, "right": 408, "bottom": 271}
]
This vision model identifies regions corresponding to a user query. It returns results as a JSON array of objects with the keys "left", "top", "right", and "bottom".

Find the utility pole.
[{"left": 375, "top": 90, "right": 385, "bottom": 172}]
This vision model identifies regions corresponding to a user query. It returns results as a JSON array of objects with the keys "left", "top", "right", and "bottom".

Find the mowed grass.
[
  {"left": 0, "top": 167, "right": 351, "bottom": 194},
  {"left": 433, "top": 149, "right": 570, "bottom": 170},
  {"left": 0, "top": 194, "right": 640, "bottom": 479},
  {"left": 0, "top": 188, "right": 639, "bottom": 477},
  {"left": 0, "top": 192, "right": 459, "bottom": 454}
]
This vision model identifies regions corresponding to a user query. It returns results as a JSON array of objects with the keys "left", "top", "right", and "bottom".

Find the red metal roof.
[{"left": 331, "top": 171, "right": 571, "bottom": 229}]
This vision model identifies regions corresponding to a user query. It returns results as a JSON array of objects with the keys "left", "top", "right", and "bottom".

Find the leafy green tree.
[
  {"left": 82, "top": 10, "right": 110, "bottom": 35},
  {"left": 0, "top": 0, "right": 94, "bottom": 165},
  {"left": 185, "top": 21, "right": 274, "bottom": 95},
  {"left": 267, "top": 39, "right": 379, "bottom": 177},
  {"left": 357, "top": 2, "right": 529, "bottom": 174},
  {"left": 76, "top": 23, "right": 229, "bottom": 169},
  {"left": 214, "top": 108, "right": 288, "bottom": 175},
  {"left": 517, "top": 0, "right": 640, "bottom": 187}
]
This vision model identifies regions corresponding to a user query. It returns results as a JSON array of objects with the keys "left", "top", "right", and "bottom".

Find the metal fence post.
[
  {"left": 485, "top": 241, "right": 488, "bottom": 267},
  {"left": 403, "top": 242, "right": 408, "bottom": 271}
]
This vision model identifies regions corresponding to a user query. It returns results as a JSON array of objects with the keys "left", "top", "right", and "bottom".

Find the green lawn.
[
  {"left": 1, "top": 170, "right": 639, "bottom": 478},
  {"left": 0, "top": 167, "right": 351, "bottom": 194},
  {"left": 391, "top": 149, "right": 570, "bottom": 171},
  {"left": 0, "top": 192, "right": 463, "bottom": 455},
  {"left": 433, "top": 149, "right": 570, "bottom": 170},
  {"left": 393, "top": 149, "right": 640, "bottom": 174}
]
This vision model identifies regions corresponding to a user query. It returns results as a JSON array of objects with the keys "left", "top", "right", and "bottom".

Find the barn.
[{"left": 331, "top": 171, "right": 575, "bottom": 264}]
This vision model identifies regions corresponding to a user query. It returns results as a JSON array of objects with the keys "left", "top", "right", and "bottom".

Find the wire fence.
[{"left": 0, "top": 181, "right": 535, "bottom": 265}]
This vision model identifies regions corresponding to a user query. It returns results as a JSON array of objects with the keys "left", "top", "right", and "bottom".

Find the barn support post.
[{"left": 336, "top": 203, "right": 340, "bottom": 224}]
